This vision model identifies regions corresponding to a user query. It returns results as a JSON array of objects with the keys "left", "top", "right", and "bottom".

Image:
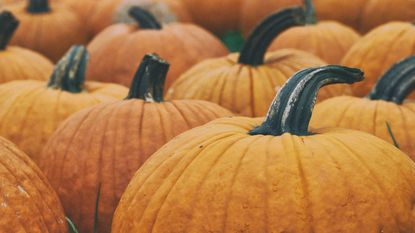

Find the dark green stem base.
[
  {"left": 27, "top": 0, "right": 50, "bottom": 13},
  {"left": 0, "top": 11, "right": 19, "bottom": 50},
  {"left": 128, "top": 6, "right": 162, "bottom": 29}
]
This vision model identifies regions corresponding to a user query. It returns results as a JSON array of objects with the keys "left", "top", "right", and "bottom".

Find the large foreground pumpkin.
[
  {"left": 87, "top": 7, "right": 226, "bottom": 89},
  {"left": 0, "top": 46, "right": 128, "bottom": 162},
  {"left": 0, "top": 137, "right": 67, "bottom": 232},
  {"left": 2, "top": 0, "right": 88, "bottom": 61},
  {"left": 312, "top": 56, "right": 415, "bottom": 160},
  {"left": 0, "top": 11, "right": 53, "bottom": 83},
  {"left": 270, "top": 0, "right": 360, "bottom": 64},
  {"left": 39, "top": 54, "right": 233, "bottom": 233},
  {"left": 341, "top": 21, "right": 415, "bottom": 97},
  {"left": 167, "top": 7, "right": 351, "bottom": 117},
  {"left": 113, "top": 65, "right": 415, "bottom": 232}
]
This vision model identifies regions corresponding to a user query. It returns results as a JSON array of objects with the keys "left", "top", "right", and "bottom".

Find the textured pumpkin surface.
[
  {"left": 270, "top": 21, "right": 360, "bottom": 64},
  {"left": 341, "top": 22, "right": 415, "bottom": 97},
  {"left": 39, "top": 99, "right": 232, "bottom": 233},
  {"left": 87, "top": 23, "right": 227, "bottom": 88},
  {"left": 2, "top": 1, "right": 88, "bottom": 61},
  {"left": 0, "top": 137, "right": 67, "bottom": 232},
  {"left": 0, "top": 46, "right": 53, "bottom": 83},
  {"left": 167, "top": 49, "right": 352, "bottom": 117},
  {"left": 0, "top": 80, "right": 128, "bottom": 163},
  {"left": 311, "top": 96, "right": 415, "bottom": 160},
  {"left": 314, "top": 0, "right": 415, "bottom": 33},
  {"left": 112, "top": 117, "right": 415, "bottom": 232}
]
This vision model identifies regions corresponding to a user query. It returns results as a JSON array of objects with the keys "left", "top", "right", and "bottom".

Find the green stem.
[
  {"left": 47, "top": 46, "right": 88, "bottom": 93},
  {"left": 304, "top": 0, "right": 317, "bottom": 24},
  {"left": 128, "top": 6, "right": 162, "bottom": 29},
  {"left": 126, "top": 53, "right": 169, "bottom": 102},
  {"left": 250, "top": 65, "right": 364, "bottom": 136},
  {"left": 27, "top": 0, "right": 50, "bottom": 13},
  {"left": 368, "top": 56, "right": 415, "bottom": 104},
  {"left": 0, "top": 11, "right": 19, "bottom": 50},
  {"left": 238, "top": 7, "right": 305, "bottom": 66}
]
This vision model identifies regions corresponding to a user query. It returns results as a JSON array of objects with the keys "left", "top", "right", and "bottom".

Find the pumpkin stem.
[
  {"left": 368, "top": 56, "right": 415, "bottom": 104},
  {"left": 126, "top": 53, "right": 169, "bottom": 102},
  {"left": 27, "top": 0, "right": 50, "bottom": 13},
  {"left": 128, "top": 6, "right": 162, "bottom": 29},
  {"left": 47, "top": 46, "right": 88, "bottom": 93},
  {"left": 0, "top": 11, "right": 19, "bottom": 50},
  {"left": 250, "top": 66, "right": 363, "bottom": 136},
  {"left": 304, "top": 0, "right": 317, "bottom": 24},
  {"left": 238, "top": 7, "right": 305, "bottom": 66}
]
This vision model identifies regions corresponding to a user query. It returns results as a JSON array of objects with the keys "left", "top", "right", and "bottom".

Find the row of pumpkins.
[{"left": 0, "top": 0, "right": 415, "bottom": 232}]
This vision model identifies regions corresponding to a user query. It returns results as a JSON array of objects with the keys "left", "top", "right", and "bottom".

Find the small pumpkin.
[
  {"left": 312, "top": 56, "right": 415, "bottom": 160},
  {"left": 167, "top": 7, "right": 352, "bottom": 117},
  {"left": 0, "top": 137, "right": 67, "bottom": 232},
  {"left": 269, "top": 0, "right": 360, "bottom": 64},
  {"left": 0, "top": 46, "right": 128, "bottom": 163},
  {"left": 0, "top": 11, "right": 53, "bottom": 83},
  {"left": 87, "top": 7, "right": 227, "bottom": 89},
  {"left": 2, "top": 0, "right": 88, "bottom": 62},
  {"left": 113, "top": 65, "right": 415, "bottom": 232},
  {"left": 314, "top": 0, "right": 415, "bottom": 33},
  {"left": 341, "top": 21, "right": 415, "bottom": 97},
  {"left": 39, "top": 54, "right": 233, "bottom": 233}
]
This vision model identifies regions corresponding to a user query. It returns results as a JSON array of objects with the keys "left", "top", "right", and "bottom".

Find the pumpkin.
[
  {"left": 87, "top": 7, "right": 227, "bottom": 89},
  {"left": 2, "top": 0, "right": 88, "bottom": 62},
  {"left": 312, "top": 56, "right": 415, "bottom": 160},
  {"left": 314, "top": 0, "right": 415, "bottom": 33},
  {"left": 269, "top": 0, "right": 360, "bottom": 64},
  {"left": 0, "top": 137, "right": 67, "bottom": 232},
  {"left": 341, "top": 21, "right": 415, "bottom": 97},
  {"left": 167, "top": 7, "right": 352, "bottom": 117},
  {"left": 39, "top": 54, "right": 233, "bottom": 233},
  {"left": 0, "top": 46, "right": 128, "bottom": 163},
  {"left": 113, "top": 65, "right": 415, "bottom": 232},
  {"left": 0, "top": 11, "right": 53, "bottom": 83}
]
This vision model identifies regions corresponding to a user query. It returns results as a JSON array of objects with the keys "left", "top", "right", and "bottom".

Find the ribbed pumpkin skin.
[
  {"left": 270, "top": 21, "right": 361, "bottom": 64},
  {"left": 0, "top": 46, "right": 53, "bottom": 83},
  {"left": 341, "top": 22, "right": 415, "bottom": 97},
  {"left": 87, "top": 23, "right": 227, "bottom": 89},
  {"left": 0, "top": 80, "right": 128, "bottom": 163},
  {"left": 2, "top": 2, "right": 88, "bottom": 62},
  {"left": 311, "top": 96, "right": 415, "bottom": 160},
  {"left": 112, "top": 117, "right": 415, "bottom": 232},
  {"left": 167, "top": 49, "right": 352, "bottom": 117},
  {"left": 314, "top": 0, "right": 415, "bottom": 33},
  {"left": 0, "top": 137, "right": 67, "bottom": 232},
  {"left": 39, "top": 99, "right": 233, "bottom": 233}
]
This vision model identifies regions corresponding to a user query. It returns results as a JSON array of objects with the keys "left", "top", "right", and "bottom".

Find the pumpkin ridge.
[
  {"left": 396, "top": 106, "right": 412, "bottom": 153},
  {"left": 169, "top": 101, "right": 192, "bottom": 129},
  {"left": 27, "top": 0, "right": 50, "bottom": 14}
]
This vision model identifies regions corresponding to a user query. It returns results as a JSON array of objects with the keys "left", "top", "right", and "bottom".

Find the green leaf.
[
  {"left": 66, "top": 217, "right": 78, "bottom": 233},
  {"left": 220, "top": 31, "right": 245, "bottom": 52},
  {"left": 386, "top": 122, "right": 400, "bottom": 148}
]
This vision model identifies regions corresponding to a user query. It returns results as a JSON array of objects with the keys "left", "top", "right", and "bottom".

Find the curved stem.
[
  {"left": 250, "top": 65, "right": 364, "bottom": 136},
  {"left": 0, "top": 11, "right": 19, "bottom": 50},
  {"left": 128, "top": 6, "right": 162, "bottom": 29},
  {"left": 47, "top": 46, "right": 88, "bottom": 93},
  {"left": 126, "top": 53, "right": 169, "bottom": 102},
  {"left": 27, "top": 0, "right": 50, "bottom": 13},
  {"left": 304, "top": 0, "right": 317, "bottom": 24},
  {"left": 368, "top": 56, "right": 415, "bottom": 104},
  {"left": 238, "top": 7, "right": 305, "bottom": 66}
]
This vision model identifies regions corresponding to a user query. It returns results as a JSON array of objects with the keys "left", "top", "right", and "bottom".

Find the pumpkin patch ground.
[{"left": 0, "top": 0, "right": 415, "bottom": 232}]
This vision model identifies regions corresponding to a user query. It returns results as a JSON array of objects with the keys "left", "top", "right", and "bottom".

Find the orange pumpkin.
[
  {"left": 269, "top": 0, "right": 360, "bottom": 64},
  {"left": 39, "top": 54, "right": 233, "bottom": 233},
  {"left": 113, "top": 65, "right": 415, "bottom": 232},
  {"left": 0, "top": 137, "right": 67, "bottom": 232},
  {"left": 167, "top": 7, "right": 352, "bottom": 117},
  {"left": 2, "top": 0, "right": 88, "bottom": 62},
  {"left": 0, "top": 11, "right": 53, "bottom": 83},
  {"left": 87, "top": 7, "right": 227, "bottom": 89},
  {"left": 0, "top": 46, "right": 128, "bottom": 163},
  {"left": 341, "top": 21, "right": 415, "bottom": 97},
  {"left": 312, "top": 56, "right": 415, "bottom": 160},
  {"left": 314, "top": 0, "right": 415, "bottom": 33}
]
